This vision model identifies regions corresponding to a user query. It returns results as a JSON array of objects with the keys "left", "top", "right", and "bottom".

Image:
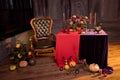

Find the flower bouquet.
[
  {"left": 9, "top": 40, "right": 35, "bottom": 70},
  {"left": 63, "top": 15, "right": 89, "bottom": 33}
]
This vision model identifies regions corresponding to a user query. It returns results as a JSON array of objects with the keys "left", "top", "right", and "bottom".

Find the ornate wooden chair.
[{"left": 29, "top": 16, "right": 56, "bottom": 56}]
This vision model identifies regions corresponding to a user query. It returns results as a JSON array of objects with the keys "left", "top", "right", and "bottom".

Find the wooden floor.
[{"left": 0, "top": 42, "right": 120, "bottom": 80}]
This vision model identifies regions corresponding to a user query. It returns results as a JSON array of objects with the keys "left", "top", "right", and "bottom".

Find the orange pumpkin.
[{"left": 69, "top": 60, "right": 76, "bottom": 67}]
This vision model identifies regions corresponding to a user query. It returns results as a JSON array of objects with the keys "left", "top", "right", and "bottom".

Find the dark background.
[{"left": 0, "top": 0, "right": 33, "bottom": 40}]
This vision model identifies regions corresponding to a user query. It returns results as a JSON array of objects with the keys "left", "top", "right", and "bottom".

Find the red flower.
[
  {"left": 23, "top": 46, "right": 27, "bottom": 51},
  {"left": 27, "top": 55, "right": 31, "bottom": 58},
  {"left": 76, "top": 16, "right": 80, "bottom": 18}
]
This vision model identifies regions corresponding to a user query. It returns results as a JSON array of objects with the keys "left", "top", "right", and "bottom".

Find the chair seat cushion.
[{"left": 33, "top": 39, "right": 55, "bottom": 49}]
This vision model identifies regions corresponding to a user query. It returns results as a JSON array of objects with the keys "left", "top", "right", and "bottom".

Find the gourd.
[
  {"left": 89, "top": 63, "right": 100, "bottom": 72},
  {"left": 19, "top": 60, "right": 28, "bottom": 68},
  {"left": 29, "top": 58, "right": 36, "bottom": 66},
  {"left": 64, "top": 60, "right": 70, "bottom": 70},
  {"left": 9, "top": 65, "right": 16, "bottom": 71}
]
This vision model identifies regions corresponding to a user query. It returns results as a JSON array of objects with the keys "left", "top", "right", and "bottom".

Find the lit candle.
[
  {"left": 89, "top": 13, "right": 92, "bottom": 24},
  {"left": 94, "top": 12, "right": 96, "bottom": 26}
]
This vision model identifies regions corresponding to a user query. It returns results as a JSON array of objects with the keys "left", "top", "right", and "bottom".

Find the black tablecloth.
[{"left": 79, "top": 34, "right": 108, "bottom": 69}]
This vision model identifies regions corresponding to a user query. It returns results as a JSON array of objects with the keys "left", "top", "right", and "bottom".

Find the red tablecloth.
[{"left": 55, "top": 31, "right": 80, "bottom": 67}]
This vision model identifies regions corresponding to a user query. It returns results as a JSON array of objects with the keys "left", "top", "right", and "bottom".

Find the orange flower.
[
  {"left": 80, "top": 21, "right": 84, "bottom": 24},
  {"left": 85, "top": 16, "right": 88, "bottom": 19},
  {"left": 28, "top": 51, "right": 32, "bottom": 55},
  {"left": 17, "top": 53, "right": 22, "bottom": 59},
  {"left": 16, "top": 43, "right": 21, "bottom": 48},
  {"left": 72, "top": 15, "right": 76, "bottom": 18},
  {"left": 69, "top": 21, "right": 73, "bottom": 26}
]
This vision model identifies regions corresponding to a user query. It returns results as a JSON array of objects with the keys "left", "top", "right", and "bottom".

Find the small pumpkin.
[
  {"left": 9, "top": 65, "right": 16, "bottom": 71},
  {"left": 64, "top": 64, "right": 70, "bottom": 70},
  {"left": 64, "top": 60, "right": 70, "bottom": 70},
  {"left": 69, "top": 60, "right": 76, "bottom": 67},
  {"left": 89, "top": 63, "right": 100, "bottom": 72},
  {"left": 29, "top": 58, "right": 36, "bottom": 66},
  {"left": 19, "top": 60, "right": 28, "bottom": 68}
]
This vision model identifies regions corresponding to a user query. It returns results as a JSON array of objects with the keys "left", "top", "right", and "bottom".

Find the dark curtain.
[
  {"left": 33, "top": 0, "right": 88, "bottom": 18},
  {"left": 32, "top": 0, "right": 89, "bottom": 33},
  {"left": 0, "top": 0, "right": 33, "bottom": 40},
  {"left": 61, "top": 0, "right": 71, "bottom": 20},
  {"left": 33, "top": 0, "right": 71, "bottom": 19},
  {"left": 33, "top": 0, "right": 48, "bottom": 17},
  {"left": 8, "top": 0, "right": 33, "bottom": 28},
  {"left": 33, "top": 0, "right": 88, "bottom": 19},
  {"left": 88, "top": 0, "right": 101, "bottom": 23}
]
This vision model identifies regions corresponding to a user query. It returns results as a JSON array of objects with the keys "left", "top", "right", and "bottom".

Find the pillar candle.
[
  {"left": 94, "top": 13, "right": 96, "bottom": 26},
  {"left": 89, "top": 13, "right": 92, "bottom": 24},
  {"left": 63, "top": 12, "right": 65, "bottom": 22}
]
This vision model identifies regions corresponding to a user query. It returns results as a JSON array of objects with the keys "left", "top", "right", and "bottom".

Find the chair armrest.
[{"left": 49, "top": 33, "right": 56, "bottom": 42}]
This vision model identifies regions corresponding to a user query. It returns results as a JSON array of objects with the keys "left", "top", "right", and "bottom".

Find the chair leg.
[
  {"left": 34, "top": 48, "right": 55, "bottom": 57},
  {"left": 32, "top": 52, "right": 35, "bottom": 58},
  {"left": 35, "top": 52, "right": 39, "bottom": 57},
  {"left": 53, "top": 49, "right": 55, "bottom": 56}
]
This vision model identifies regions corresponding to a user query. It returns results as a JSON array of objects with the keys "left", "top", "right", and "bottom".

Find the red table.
[{"left": 55, "top": 31, "right": 80, "bottom": 67}]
